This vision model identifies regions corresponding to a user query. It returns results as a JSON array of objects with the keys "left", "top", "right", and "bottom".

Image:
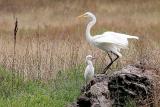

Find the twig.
[{"left": 12, "top": 17, "right": 18, "bottom": 92}]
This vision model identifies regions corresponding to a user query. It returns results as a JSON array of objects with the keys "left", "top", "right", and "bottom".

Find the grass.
[
  {"left": 0, "top": 65, "right": 84, "bottom": 107},
  {"left": 0, "top": 0, "right": 160, "bottom": 106},
  {"left": 0, "top": 0, "right": 160, "bottom": 80}
]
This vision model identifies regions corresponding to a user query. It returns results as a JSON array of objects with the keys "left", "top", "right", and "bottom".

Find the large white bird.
[
  {"left": 84, "top": 55, "right": 95, "bottom": 87},
  {"left": 78, "top": 12, "right": 139, "bottom": 74}
]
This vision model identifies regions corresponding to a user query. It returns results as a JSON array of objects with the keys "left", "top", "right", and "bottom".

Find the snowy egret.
[
  {"left": 84, "top": 55, "right": 95, "bottom": 88},
  {"left": 78, "top": 12, "right": 139, "bottom": 74}
]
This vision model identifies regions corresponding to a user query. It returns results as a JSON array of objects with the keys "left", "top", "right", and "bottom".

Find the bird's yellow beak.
[{"left": 77, "top": 14, "right": 87, "bottom": 18}]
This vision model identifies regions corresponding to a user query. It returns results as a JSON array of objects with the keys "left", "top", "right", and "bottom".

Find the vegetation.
[
  {"left": 0, "top": 66, "right": 84, "bottom": 107},
  {"left": 0, "top": 0, "right": 160, "bottom": 106},
  {"left": 125, "top": 99, "right": 136, "bottom": 107}
]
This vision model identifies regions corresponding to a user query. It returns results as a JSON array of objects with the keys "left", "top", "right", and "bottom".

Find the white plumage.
[
  {"left": 84, "top": 55, "right": 95, "bottom": 85},
  {"left": 78, "top": 12, "right": 139, "bottom": 73},
  {"left": 92, "top": 31, "right": 139, "bottom": 57}
]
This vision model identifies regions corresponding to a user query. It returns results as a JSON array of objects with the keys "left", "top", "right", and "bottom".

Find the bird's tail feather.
[{"left": 127, "top": 36, "right": 139, "bottom": 39}]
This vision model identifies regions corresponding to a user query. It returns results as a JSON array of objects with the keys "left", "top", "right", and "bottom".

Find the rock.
[{"left": 68, "top": 65, "right": 160, "bottom": 107}]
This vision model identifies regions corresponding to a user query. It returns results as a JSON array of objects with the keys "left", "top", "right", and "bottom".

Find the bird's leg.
[
  {"left": 107, "top": 52, "right": 113, "bottom": 70},
  {"left": 89, "top": 82, "right": 91, "bottom": 89},
  {"left": 107, "top": 51, "right": 113, "bottom": 62},
  {"left": 102, "top": 52, "right": 113, "bottom": 73},
  {"left": 85, "top": 81, "right": 91, "bottom": 93},
  {"left": 85, "top": 81, "right": 87, "bottom": 92},
  {"left": 102, "top": 52, "right": 119, "bottom": 74},
  {"left": 111, "top": 52, "right": 119, "bottom": 65}
]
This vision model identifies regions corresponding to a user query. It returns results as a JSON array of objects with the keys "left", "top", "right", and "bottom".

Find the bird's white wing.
[
  {"left": 93, "top": 31, "right": 138, "bottom": 47},
  {"left": 84, "top": 65, "right": 94, "bottom": 83}
]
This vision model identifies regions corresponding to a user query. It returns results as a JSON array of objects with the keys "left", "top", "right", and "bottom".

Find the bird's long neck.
[
  {"left": 86, "top": 60, "right": 93, "bottom": 67},
  {"left": 86, "top": 16, "right": 96, "bottom": 42}
]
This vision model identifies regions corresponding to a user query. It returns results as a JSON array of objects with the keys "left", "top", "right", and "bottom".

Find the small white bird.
[
  {"left": 84, "top": 55, "right": 95, "bottom": 87},
  {"left": 78, "top": 12, "right": 139, "bottom": 74}
]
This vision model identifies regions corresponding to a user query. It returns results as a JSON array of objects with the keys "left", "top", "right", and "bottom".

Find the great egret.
[
  {"left": 78, "top": 12, "right": 139, "bottom": 74},
  {"left": 84, "top": 55, "right": 95, "bottom": 89}
]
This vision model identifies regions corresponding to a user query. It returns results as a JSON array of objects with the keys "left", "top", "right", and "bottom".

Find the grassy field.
[
  {"left": 0, "top": 0, "right": 160, "bottom": 106},
  {"left": 0, "top": 65, "right": 84, "bottom": 107}
]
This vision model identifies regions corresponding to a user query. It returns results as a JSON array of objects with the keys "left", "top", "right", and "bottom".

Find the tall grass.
[
  {"left": 0, "top": 0, "right": 160, "bottom": 106},
  {"left": 0, "top": 0, "right": 160, "bottom": 79}
]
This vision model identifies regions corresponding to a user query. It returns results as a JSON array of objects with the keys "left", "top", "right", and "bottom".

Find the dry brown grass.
[
  {"left": 0, "top": 0, "right": 160, "bottom": 82},
  {"left": 0, "top": 0, "right": 160, "bottom": 78}
]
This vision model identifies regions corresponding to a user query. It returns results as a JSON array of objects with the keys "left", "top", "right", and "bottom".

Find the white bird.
[
  {"left": 84, "top": 55, "right": 95, "bottom": 87},
  {"left": 78, "top": 12, "right": 139, "bottom": 74}
]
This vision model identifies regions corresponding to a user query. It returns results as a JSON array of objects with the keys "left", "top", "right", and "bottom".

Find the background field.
[{"left": 0, "top": 0, "right": 160, "bottom": 106}]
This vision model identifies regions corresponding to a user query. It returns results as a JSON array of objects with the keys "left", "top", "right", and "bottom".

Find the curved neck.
[
  {"left": 86, "top": 16, "right": 96, "bottom": 42},
  {"left": 86, "top": 60, "right": 93, "bottom": 66}
]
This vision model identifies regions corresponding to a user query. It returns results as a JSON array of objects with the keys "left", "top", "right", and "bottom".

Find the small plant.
[{"left": 124, "top": 99, "right": 136, "bottom": 107}]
